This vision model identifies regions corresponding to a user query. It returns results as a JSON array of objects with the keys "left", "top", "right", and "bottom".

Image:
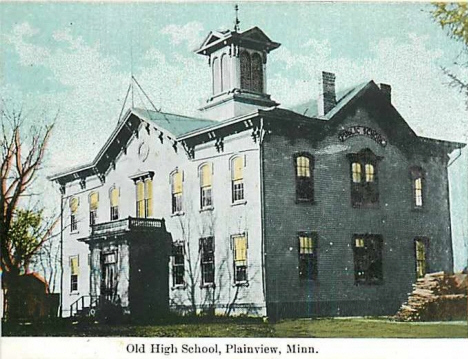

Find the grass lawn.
[{"left": 3, "top": 317, "right": 468, "bottom": 338}]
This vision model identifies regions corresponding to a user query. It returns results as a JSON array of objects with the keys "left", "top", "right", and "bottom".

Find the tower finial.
[{"left": 234, "top": 4, "right": 240, "bottom": 32}]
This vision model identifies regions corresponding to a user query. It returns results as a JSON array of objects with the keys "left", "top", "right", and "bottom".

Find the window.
[
  {"left": 294, "top": 153, "right": 314, "bottom": 202},
  {"left": 251, "top": 53, "right": 263, "bottom": 93},
  {"left": 410, "top": 167, "right": 424, "bottom": 208},
  {"left": 415, "top": 238, "right": 428, "bottom": 278},
  {"left": 89, "top": 191, "right": 99, "bottom": 226},
  {"left": 144, "top": 179, "right": 153, "bottom": 217},
  {"left": 298, "top": 233, "right": 318, "bottom": 280},
  {"left": 110, "top": 187, "right": 119, "bottom": 220},
  {"left": 70, "top": 197, "right": 79, "bottom": 232},
  {"left": 200, "top": 237, "right": 215, "bottom": 286},
  {"left": 240, "top": 51, "right": 251, "bottom": 90},
  {"left": 172, "top": 242, "right": 185, "bottom": 286},
  {"left": 70, "top": 255, "right": 79, "bottom": 292},
  {"left": 136, "top": 179, "right": 153, "bottom": 218},
  {"left": 200, "top": 163, "right": 213, "bottom": 209},
  {"left": 347, "top": 149, "right": 382, "bottom": 208},
  {"left": 240, "top": 51, "right": 263, "bottom": 93},
  {"left": 352, "top": 235, "right": 383, "bottom": 285},
  {"left": 232, "top": 235, "right": 248, "bottom": 283},
  {"left": 212, "top": 57, "right": 221, "bottom": 95},
  {"left": 171, "top": 170, "right": 183, "bottom": 214},
  {"left": 221, "top": 54, "right": 230, "bottom": 92},
  {"left": 231, "top": 156, "right": 245, "bottom": 203}
]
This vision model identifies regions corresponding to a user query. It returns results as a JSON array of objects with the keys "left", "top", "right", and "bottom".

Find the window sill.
[
  {"left": 200, "top": 283, "right": 215, "bottom": 289},
  {"left": 233, "top": 281, "right": 249, "bottom": 287},
  {"left": 295, "top": 199, "right": 315, "bottom": 205},
  {"left": 231, "top": 200, "right": 247, "bottom": 207},
  {"left": 70, "top": 230, "right": 79, "bottom": 235},
  {"left": 171, "top": 211, "right": 185, "bottom": 217},
  {"left": 199, "top": 206, "right": 214, "bottom": 213},
  {"left": 354, "top": 281, "right": 384, "bottom": 286},
  {"left": 171, "top": 284, "right": 187, "bottom": 290},
  {"left": 70, "top": 291, "right": 80, "bottom": 296}
]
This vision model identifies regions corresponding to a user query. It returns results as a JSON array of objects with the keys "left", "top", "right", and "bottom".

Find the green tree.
[
  {"left": 431, "top": 3, "right": 468, "bottom": 106},
  {"left": 1, "top": 105, "right": 56, "bottom": 319}
]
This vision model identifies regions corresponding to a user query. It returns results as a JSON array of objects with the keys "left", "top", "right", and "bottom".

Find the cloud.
[
  {"left": 269, "top": 33, "right": 468, "bottom": 143},
  {"left": 159, "top": 21, "right": 205, "bottom": 51}
]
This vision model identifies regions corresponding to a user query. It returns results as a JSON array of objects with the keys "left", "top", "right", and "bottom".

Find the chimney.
[
  {"left": 318, "top": 71, "right": 337, "bottom": 116},
  {"left": 378, "top": 83, "right": 391, "bottom": 103}
]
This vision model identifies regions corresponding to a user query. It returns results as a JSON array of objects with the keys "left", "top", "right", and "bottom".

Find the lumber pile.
[{"left": 395, "top": 271, "right": 467, "bottom": 321}]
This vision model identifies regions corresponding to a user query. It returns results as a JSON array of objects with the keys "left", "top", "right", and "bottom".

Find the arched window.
[
  {"left": 410, "top": 166, "right": 424, "bottom": 208},
  {"left": 221, "top": 54, "right": 230, "bottom": 92},
  {"left": 171, "top": 169, "right": 183, "bottom": 214},
  {"left": 70, "top": 197, "right": 79, "bottom": 232},
  {"left": 251, "top": 53, "right": 263, "bottom": 93},
  {"left": 89, "top": 191, "right": 99, "bottom": 226},
  {"left": 231, "top": 156, "right": 244, "bottom": 203},
  {"left": 212, "top": 57, "right": 221, "bottom": 95},
  {"left": 110, "top": 187, "right": 119, "bottom": 220},
  {"left": 294, "top": 153, "right": 314, "bottom": 202},
  {"left": 240, "top": 51, "right": 251, "bottom": 90},
  {"left": 347, "top": 149, "right": 382, "bottom": 208},
  {"left": 352, "top": 163, "right": 362, "bottom": 183},
  {"left": 365, "top": 164, "right": 375, "bottom": 182},
  {"left": 199, "top": 163, "right": 213, "bottom": 209}
]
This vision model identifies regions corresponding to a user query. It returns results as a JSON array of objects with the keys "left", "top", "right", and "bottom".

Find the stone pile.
[{"left": 395, "top": 271, "right": 467, "bottom": 322}]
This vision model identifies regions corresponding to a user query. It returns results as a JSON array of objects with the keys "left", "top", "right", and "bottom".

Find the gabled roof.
[
  {"left": 49, "top": 108, "right": 217, "bottom": 182},
  {"left": 195, "top": 26, "right": 280, "bottom": 55}
]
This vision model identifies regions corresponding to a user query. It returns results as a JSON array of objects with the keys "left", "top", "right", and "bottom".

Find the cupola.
[{"left": 195, "top": 25, "right": 280, "bottom": 121}]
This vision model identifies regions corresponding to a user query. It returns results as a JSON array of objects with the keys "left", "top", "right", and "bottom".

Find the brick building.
[{"left": 50, "top": 25, "right": 464, "bottom": 319}]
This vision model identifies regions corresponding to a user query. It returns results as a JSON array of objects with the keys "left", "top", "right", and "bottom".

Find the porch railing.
[
  {"left": 90, "top": 217, "right": 164, "bottom": 237},
  {"left": 70, "top": 295, "right": 100, "bottom": 318}
]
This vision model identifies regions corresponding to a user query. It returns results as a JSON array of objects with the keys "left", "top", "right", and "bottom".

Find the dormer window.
[{"left": 347, "top": 149, "right": 383, "bottom": 208}]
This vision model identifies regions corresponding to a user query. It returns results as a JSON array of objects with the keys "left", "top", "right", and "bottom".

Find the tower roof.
[{"left": 195, "top": 26, "right": 280, "bottom": 56}]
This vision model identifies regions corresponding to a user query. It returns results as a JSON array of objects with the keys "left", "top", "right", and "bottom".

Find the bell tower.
[{"left": 195, "top": 15, "right": 280, "bottom": 121}]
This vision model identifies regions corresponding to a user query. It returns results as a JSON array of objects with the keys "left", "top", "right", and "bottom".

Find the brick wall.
[{"left": 262, "top": 101, "right": 453, "bottom": 319}]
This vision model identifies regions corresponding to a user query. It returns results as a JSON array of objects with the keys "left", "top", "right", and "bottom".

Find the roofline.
[
  {"left": 177, "top": 110, "right": 263, "bottom": 140},
  {"left": 418, "top": 136, "right": 466, "bottom": 150}
]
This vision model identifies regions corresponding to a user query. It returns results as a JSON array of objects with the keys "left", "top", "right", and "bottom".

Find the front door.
[{"left": 100, "top": 252, "right": 118, "bottom": 303}]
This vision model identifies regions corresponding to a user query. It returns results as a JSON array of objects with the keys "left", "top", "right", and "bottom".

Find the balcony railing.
[{"left": 89, "top": 216, "right": 165, "bottom": 238}]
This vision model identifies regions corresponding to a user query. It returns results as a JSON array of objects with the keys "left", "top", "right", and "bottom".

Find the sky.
[{"left": 1, "top": 1, "right": 467, "bottom": 268}]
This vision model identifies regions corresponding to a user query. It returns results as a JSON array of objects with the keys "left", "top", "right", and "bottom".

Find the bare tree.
[{"left": 0, "top": 103, "right": 57, "bottom": 318}]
